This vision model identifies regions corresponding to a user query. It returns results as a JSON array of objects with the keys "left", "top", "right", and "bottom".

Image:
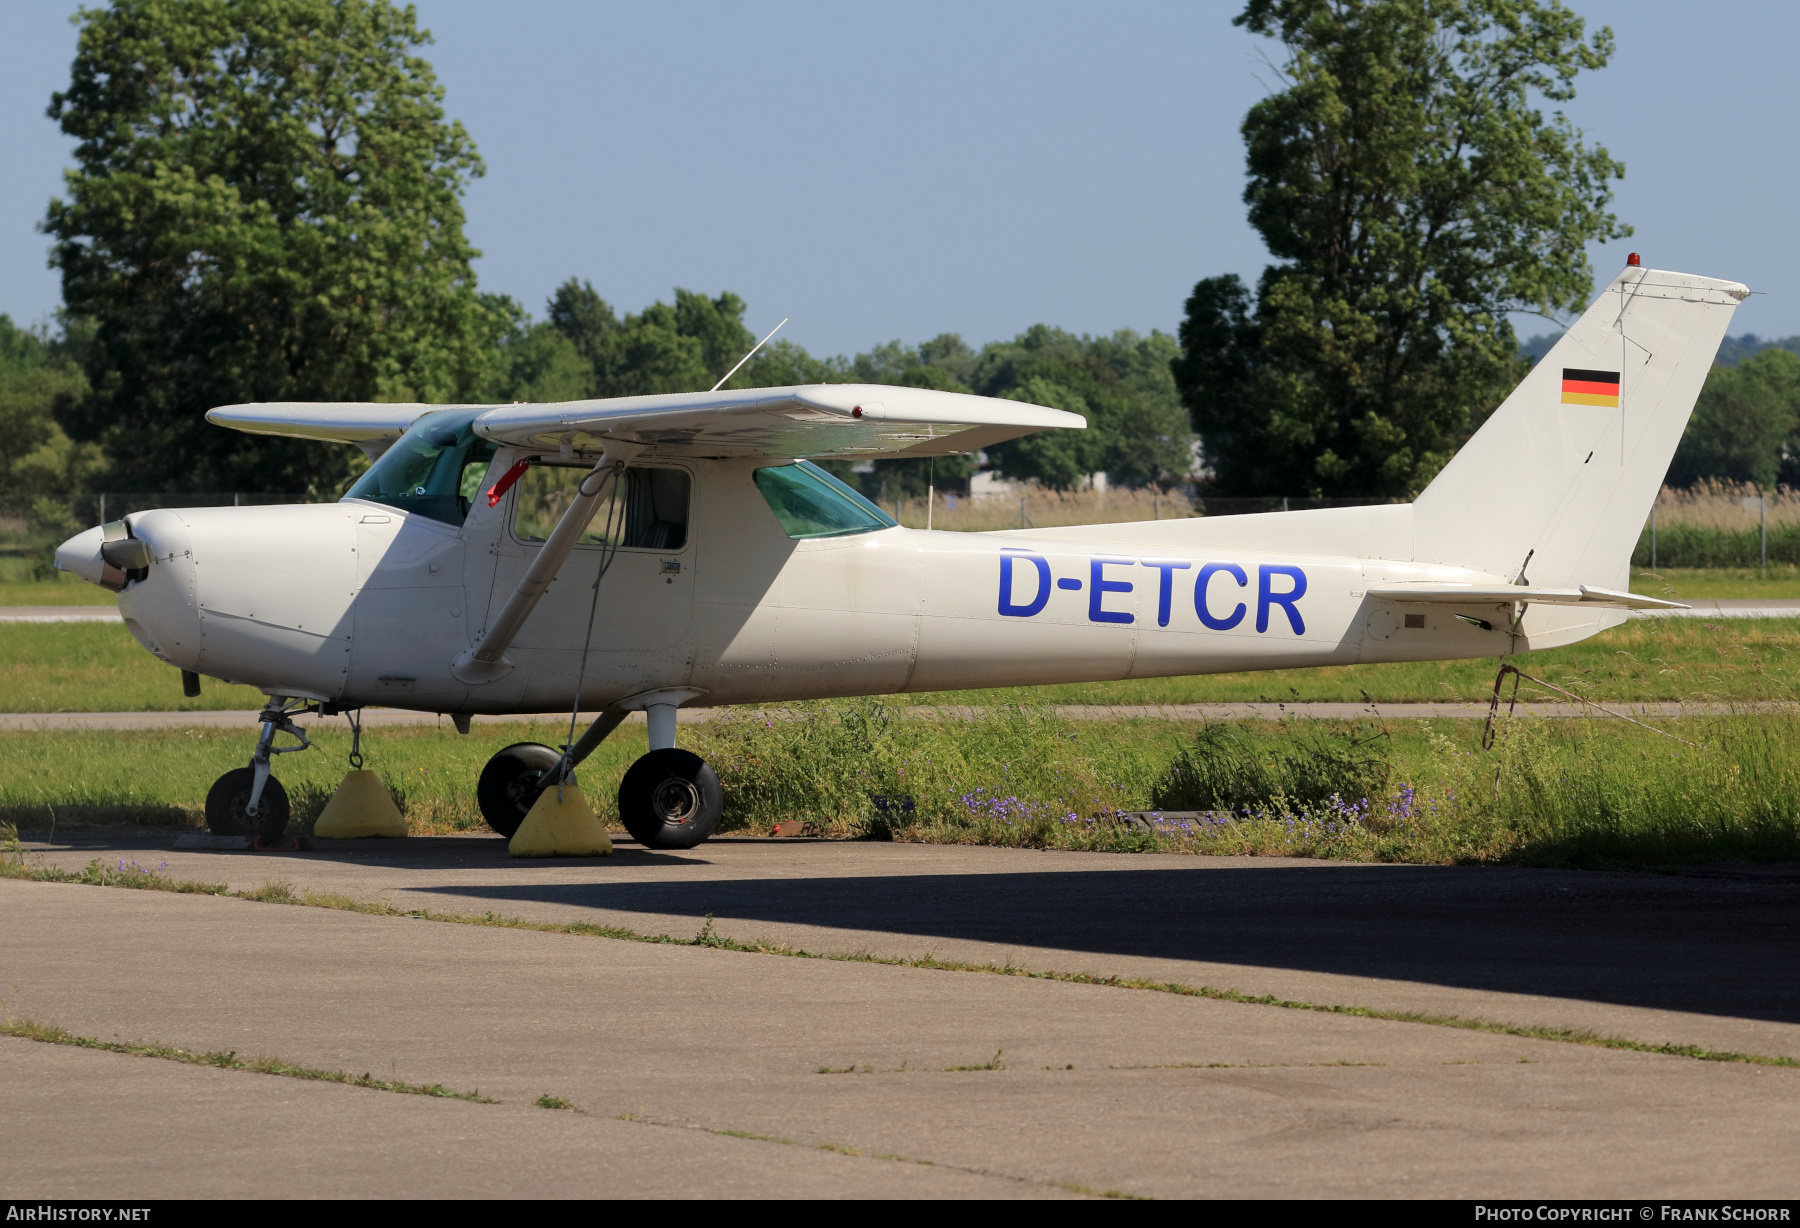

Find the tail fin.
[{"left": 1412, "top": 265, "right": 1748, "bottom": 588}]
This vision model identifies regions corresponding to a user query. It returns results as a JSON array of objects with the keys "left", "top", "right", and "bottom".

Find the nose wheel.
[
  {"left": 204, "top": 768, "right": 291, "bottom": 839},
  {"left": 617, "top": 748, "right": 722, "bottom": 849},
  {"left": 205, "top": 698, "right": 314, "bottom": 839}
]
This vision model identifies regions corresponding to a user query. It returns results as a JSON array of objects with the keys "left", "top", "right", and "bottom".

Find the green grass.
[
  {"left": 923, "top": 616, "right": 1800, "bottom": 707},
  {"left": 0, "top": 575, "right": 117, "bottom": 606},
  {"left": 6, "top": 700, "right": 1800, "bottom": 869},
  {"left": 0, "top": 718, "right": 649, "bottom": 832},
  {"left": 1632, "top": 566, "right": 1800, "bottom": 599},
  {"left": 686, "top": 699, "right": 1800, "bottom": 867},
  {"left": 0, "top": 556, "right": 116, "bottom": 605},
  {"left": 1, "top": 623, "right": 269, "bottom": 711},
  {"left": 0, "top": 1018, "right": 494, "bottom": 1101},
  {"left": 6, "top": 616, "right": 1799, "bottom": 713}
]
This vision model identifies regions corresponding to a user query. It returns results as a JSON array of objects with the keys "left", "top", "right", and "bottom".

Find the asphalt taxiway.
[{"left": 4, "top": 834, "right": 1797, "bottom": 1198}]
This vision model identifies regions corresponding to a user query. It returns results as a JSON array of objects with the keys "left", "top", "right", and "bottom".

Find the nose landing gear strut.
[{"left": 204, "top": 698, "right": 315, "bottom": 840}]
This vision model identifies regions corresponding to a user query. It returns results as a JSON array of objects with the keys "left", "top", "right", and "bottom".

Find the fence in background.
[
  {"left": 887, "top": 488, "right": 1395, "bottom": 531},
  {"left": 8, "top": 485, "right": 1797, "bottom": 570},
  {"left": 1638, "top": 482, "right": 1799, "bottom": 571},
  {"left": 0, "top": 492, "right": 322, "bottom": 550}
]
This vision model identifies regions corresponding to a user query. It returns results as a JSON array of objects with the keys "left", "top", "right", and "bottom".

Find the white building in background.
[{"left": 971, "top": 468, "right": 1108, "bottom": 495}]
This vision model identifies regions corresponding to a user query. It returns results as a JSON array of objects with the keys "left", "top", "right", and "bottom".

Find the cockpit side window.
[
  {"left": 343, "top": 409, "right": 497, "bottom": 526},
  {"left": 512, "top": 465, "right": 691, "bottom": 550},
  {"left": 753, "top": 460, "right": 898, "bottom": 539}
]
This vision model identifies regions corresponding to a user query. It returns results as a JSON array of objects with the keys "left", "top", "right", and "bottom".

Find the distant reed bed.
[
  {"left": 1636, "top": 482, "right": 1799, "bottom": 568},
  {"left": 888, "top": 486, "right": 1397, "bottom": 531},
  {"left": 889, "top": 486, "right": 1193, "bottom": 531}
]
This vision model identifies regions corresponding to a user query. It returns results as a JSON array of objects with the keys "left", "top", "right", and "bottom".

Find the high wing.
[
  {"left": 204, "top": 402, "right": 483, "bottom": 453},
  {"left": 207, "top": 384, "right": 1084, "bottom": 461},
  {"left": 473, "top": 383, "right": 1080, "bottom": 459}
]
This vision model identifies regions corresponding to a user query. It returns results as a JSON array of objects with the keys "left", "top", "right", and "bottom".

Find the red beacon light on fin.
[{"left": 1627, "top": 252, "right": 1641, "bottom": 266}]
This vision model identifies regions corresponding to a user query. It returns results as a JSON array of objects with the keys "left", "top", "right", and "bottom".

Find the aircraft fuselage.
[{"left": 109, "top": 454, "right": 1609, "bottom": 713}]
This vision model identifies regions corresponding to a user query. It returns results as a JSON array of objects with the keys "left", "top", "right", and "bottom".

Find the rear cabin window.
[
  {"left": 753, "top": 460, "right": 898, "bottom": 539},
  {"left": 343, "top": 409, "right": 496, "bottom": 527},
  {"left": 512, "top": 465, "right": 691, "bottom": 550}
]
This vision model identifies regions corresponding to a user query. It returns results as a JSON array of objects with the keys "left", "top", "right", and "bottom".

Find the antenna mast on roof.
[{"left": 710, "top": 318, "right": 789, "bottom": 392}]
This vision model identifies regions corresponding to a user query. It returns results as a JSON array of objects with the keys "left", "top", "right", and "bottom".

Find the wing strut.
[{"left": 451, "top": 444, "right": 640, "bottom": 684}]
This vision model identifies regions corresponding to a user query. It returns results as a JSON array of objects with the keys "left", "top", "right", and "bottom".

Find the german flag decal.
[{"left": 1561, "top": 368, "right": 1620, "bottom": 407}]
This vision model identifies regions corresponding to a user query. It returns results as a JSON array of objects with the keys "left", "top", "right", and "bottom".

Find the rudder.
[{"left": 1412, "top": 264, "right": 1749, "bottom": 589}]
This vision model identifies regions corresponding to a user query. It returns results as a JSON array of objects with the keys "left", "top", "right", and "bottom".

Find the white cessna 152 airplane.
[{"left": 57, "top": 260, "right": 1745, "bottom": 849}]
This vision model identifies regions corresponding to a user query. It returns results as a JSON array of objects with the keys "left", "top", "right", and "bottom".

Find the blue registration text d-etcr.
[{"left": 998, "top": 551, "right": 1307, "bottom": 634}]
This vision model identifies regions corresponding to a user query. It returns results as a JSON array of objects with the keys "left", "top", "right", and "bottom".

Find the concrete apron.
[
  {"left": 21, "top": 835, "right": 1800, "bottom": 1064},
  {"left": 4, "top": 875, "right": 1798, "bottom": 1199}
]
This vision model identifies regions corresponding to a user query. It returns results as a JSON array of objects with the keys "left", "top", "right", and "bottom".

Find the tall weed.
[
  {"left": 1151, "top": 722, "right": 1389, "bottom": 812},
  {"left": 690, "top": 698, "right": 1162, "bottom": 850}
]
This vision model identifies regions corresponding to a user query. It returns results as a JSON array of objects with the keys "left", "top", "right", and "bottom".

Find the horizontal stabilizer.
[{"left": 1367, "top": 584, "right": 1687, "bottom": 611}]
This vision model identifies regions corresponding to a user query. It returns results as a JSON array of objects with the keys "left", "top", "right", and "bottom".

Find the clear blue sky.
[{"left": 2, "top": 1, "right": 1794, "bottom": 360}]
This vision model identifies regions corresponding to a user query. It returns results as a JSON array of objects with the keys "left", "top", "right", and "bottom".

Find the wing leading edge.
[
  {"left": 204, "top": 402, "right": 485, "bottom": 447},
  {"left": 207, "top": 384, "right": 1084, "bottom": 461}
]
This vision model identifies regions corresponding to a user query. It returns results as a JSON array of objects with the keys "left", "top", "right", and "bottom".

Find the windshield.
[
  {"left": 344, "top": 409, "right": 497, "bottom": 526},
  {"left": 753, "top": 460, "right": 898, "bottom": 539}
]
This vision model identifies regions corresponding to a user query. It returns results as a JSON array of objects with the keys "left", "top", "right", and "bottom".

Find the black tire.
[
  {"left": 477, "top": 742, "right": 562, "bottom": 838},
  {"left": 617, "top": 749, "right": 722, "bottom": 850},
  {"left": 205, "top": 767, "right": 290, "bottom": 839}
]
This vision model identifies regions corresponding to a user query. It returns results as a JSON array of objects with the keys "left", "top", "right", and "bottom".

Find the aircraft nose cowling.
[{"left": 55, "top": 524, "right": 111, "bottom": 587}]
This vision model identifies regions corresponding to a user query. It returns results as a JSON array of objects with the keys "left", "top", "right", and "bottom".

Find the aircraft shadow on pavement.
[{"left": 415, "top": 863, "right": 1800, "bottom": 1025}]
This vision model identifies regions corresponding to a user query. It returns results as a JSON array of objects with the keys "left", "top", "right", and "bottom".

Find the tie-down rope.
[{"left": 1482, "top": 661, "right": 1701, "bottom": 751}]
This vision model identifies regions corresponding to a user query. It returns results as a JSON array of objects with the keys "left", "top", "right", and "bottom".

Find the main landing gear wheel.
[
  {"left": 617, "top": 748, "right": 722, "bottom": 850},
  {"left": 205, "top": 767, "right": 290, "bottom": 840},
  {"left": 477, "top": 742, "right": 562, "bottom": 838}
]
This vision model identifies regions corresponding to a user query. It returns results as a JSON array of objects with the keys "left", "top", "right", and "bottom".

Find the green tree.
[
  {"left": 482, "top": 295, "right": 591, "bottom": 405},
  {"left": 0, "top": 315, "right": 102, "bottom": 500},
  {"left": 805, "top": 325, "right": 1192, "bottom": 497},
  {"left": 1175, "top": 0, "right": 1628, "bottom": 498},
  {"left": 507, "top": 279, "right": 760, "bottom": 400},
  {"left": 979, "top": 327, "right": 1191, "bottom": 490},
  {"left": 741, "top": 338, "right": 847, "bottom": 389},
  {"left": 45, "top": 0, "right": 490, "bottom": 493},
  {"left": 828, "top": 334, "right": 980, "bottom": 496},
  {"left": 1668, "top": 350, "right": 1800, "bottom": 491},
  {"left": 1716, "top": 333, "right": 1800, "bottom": 369}
]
